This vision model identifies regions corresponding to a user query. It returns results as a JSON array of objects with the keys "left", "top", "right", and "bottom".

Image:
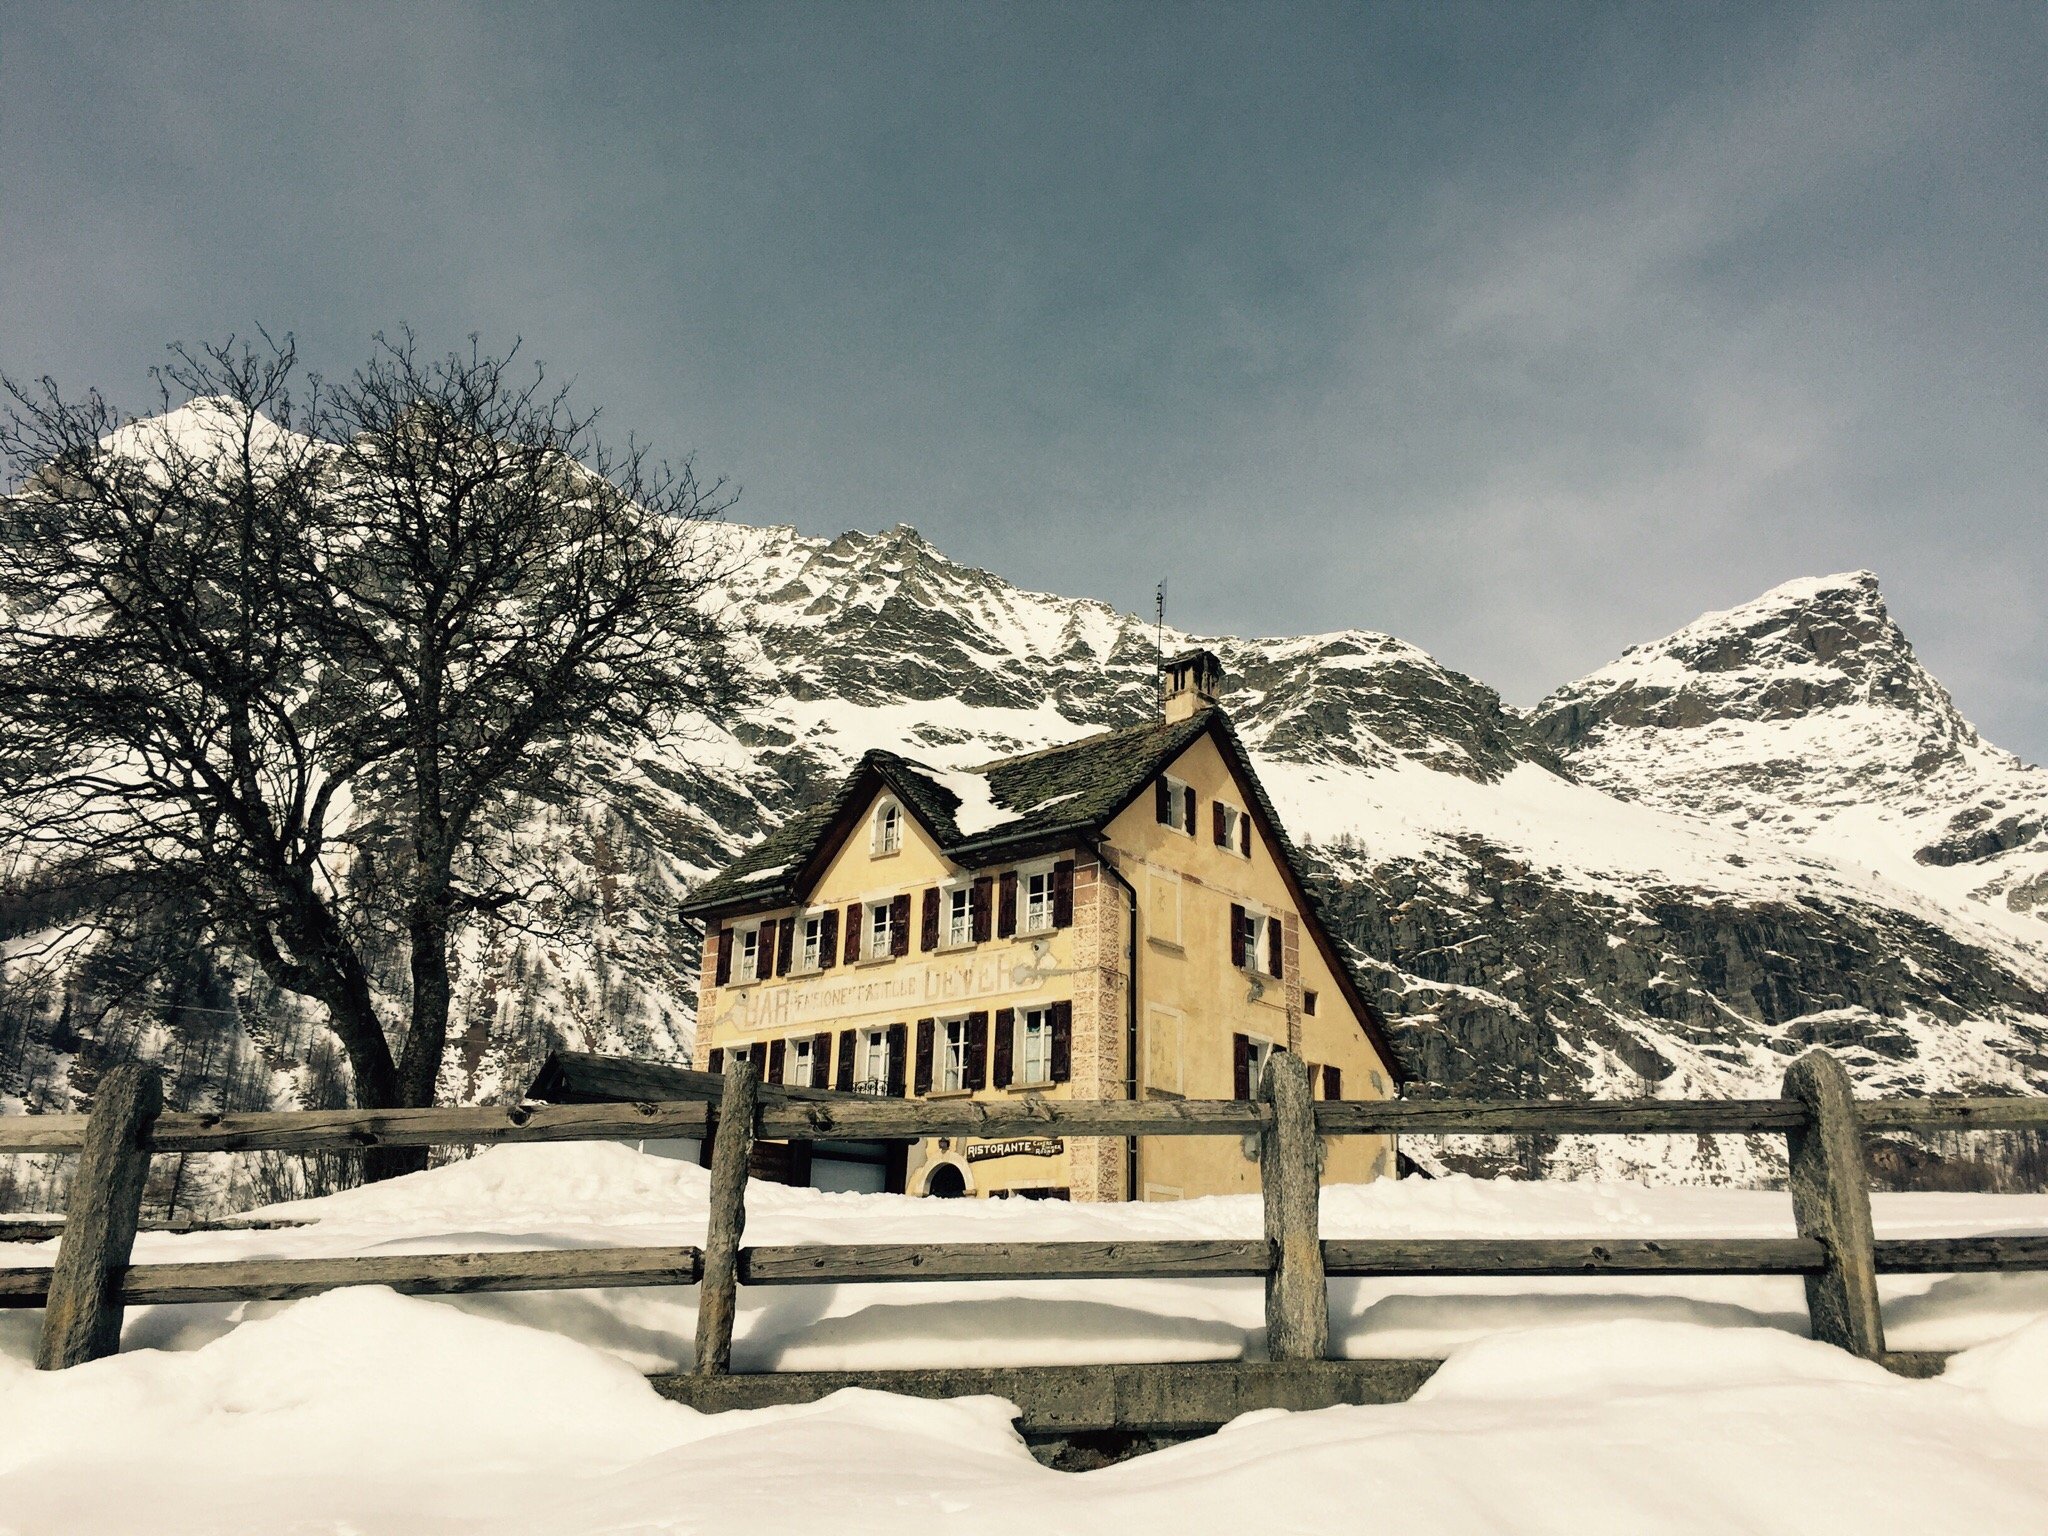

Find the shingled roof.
[{"left": 680, "top": 710, "right": 1217, "bottom": 917}]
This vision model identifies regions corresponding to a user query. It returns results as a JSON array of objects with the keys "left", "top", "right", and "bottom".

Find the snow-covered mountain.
[{"left": 6, "top": 496, "right": 2047, "bottom": 1198}]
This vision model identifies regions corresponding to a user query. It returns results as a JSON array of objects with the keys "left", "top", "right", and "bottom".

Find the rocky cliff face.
[{"left": 6, "top": 509, "right": 2047, "bottom": 1201}]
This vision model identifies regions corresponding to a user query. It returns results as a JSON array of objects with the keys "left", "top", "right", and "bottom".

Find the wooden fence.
[{"left": 4, "top": 1048, "right": 2047, "bottom": 1435}]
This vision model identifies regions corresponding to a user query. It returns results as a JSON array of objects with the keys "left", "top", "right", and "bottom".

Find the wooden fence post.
[
  {"left": 1258, "top": 1050, "right": 1328, "bottom": 1361},
  {"left": 1782, "top": 1049, "right": 1885, "bottom": 1358},
  {"left": 694, "top": 1060, "right": 758, "bottom": 1376},
  {"left": 37, "top": 1062, "right": 162, "bottom": 1369}
]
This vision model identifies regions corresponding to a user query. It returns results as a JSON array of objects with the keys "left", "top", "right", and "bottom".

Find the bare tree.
[{"left": 0, "top": 333, "right": 739, "bottom": 1177}]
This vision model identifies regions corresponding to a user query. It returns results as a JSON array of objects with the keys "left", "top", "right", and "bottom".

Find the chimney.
[{"left": 1161, "top": 648, "right": 1223, "bottom": 722}]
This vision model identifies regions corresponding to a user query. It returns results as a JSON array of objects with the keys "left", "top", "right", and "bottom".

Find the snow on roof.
[{"left": 920, "top": 764, "right": 1011, "bottom": 837}]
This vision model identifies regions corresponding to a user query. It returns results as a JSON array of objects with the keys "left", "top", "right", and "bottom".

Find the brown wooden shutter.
[
  {"left": 997, "top": 870, "right": 1018, "bottom": 938},
  {"left": 1050, "top": 1000, "right": 1072, "bottom": 1083},
  {"left": 843, "top": 903, "right": 862, "bottom": 963},
  {"left": 1239, "top": 811, "right": 1252, "bottom": 857},
  {"left": 914, "top": 1019, "right": 935, "bottom": 1095},
  {"left": 707, "top": 1046, "right": 724, "bottom": 1075},
  {"left": 1182, "top": 785, "right": 1196, "bottom": 833},
  {"left": 810, "top": 1032, "right": 831, "bottom": 1086},
  {"left": 1213, "top": 801, "right": 1227, "bottom": 846},
  {"left": 890, "top": 893, "right": 911, "bottom": 956},
  {"left": 1229, "top": 903, "right": 1248, "bottom": 968},
  {"left": 1155, "top": 777, "right": 1171, "bottom": 824},
  {"left": 1232, "top": 1033, "right": 1251, "bottom": 1099},
  {"left": 992, "top": 1007, "right": 1015, "bottom": 1088},
  {"left": 886, "top": 1023, "right": 908, "bottom": 1096},
  {"left": 818, "top": 908, "right": 839, "bottom": 970},
  {"left": 767, "top": 1038, "right": 785, "bottom": 1084},
  {"left": 921, "top": 888, "right": 940, "bottom": 951},
  {"left": 713, "top": 925, "right": 731, "bottom": 985},
  {"left": 1051, "top": 861, "right": 1073, "bottom": 929},
  {"left": 776, "top": 917, "right": 795, "bottom": 976},
  {"left": 835, "top": 1030, "right": 854, "bottom": 1090},
  {"left": 748, "top": 1040, "right": 768, "bottom": 1072},
  {"left": 966, "top": 1011, "right": 988, "bottom": 1091},
  {"left": 970, "top": 877, "right": 993, "bottom": 942},
  {"left": 755, "top": 920, "right": 775, "bottom": 979},
  {"left": 1268, "top": 917, "right": 1284, "bottom": 978},
  {"left": 1323, "top": 1065, "right": 1342, "bottom": 1101}
]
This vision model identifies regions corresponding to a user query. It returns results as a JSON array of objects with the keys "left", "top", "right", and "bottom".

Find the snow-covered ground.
[{"left": 4, "top": 1144, "right": 2048, "bottom": 1533}]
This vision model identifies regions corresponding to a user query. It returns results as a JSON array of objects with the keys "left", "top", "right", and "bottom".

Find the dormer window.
[
  {"left": 1154, "top": 774, "right": 1196, "bottom": 835},
  {"left": 871, "top": 800, "right": 903, "bottom": 856}
]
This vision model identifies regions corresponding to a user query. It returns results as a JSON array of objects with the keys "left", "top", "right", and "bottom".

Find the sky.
[{"left": 4, "top": 2, "right": 2044, "bottom": 759}]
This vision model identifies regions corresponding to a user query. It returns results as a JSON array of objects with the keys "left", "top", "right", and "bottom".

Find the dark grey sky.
[{"left": 5, "top": 2, "right": 2044, "bottom": 757}]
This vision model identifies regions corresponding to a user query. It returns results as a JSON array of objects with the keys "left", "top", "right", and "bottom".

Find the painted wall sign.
[
  {"left": 725, "top": 943, "right": 1057, "bottom": 1032},
  {"left": 965, "top": 1138, "right": 1064, "bottom": 1163}
]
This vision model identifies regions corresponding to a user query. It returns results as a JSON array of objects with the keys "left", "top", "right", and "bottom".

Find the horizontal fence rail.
[
  {"left": 0, "top": 1246, "right": 706, "bottom": 1309},
  {"left": 2, "top": 1047, "right": 2046, "bottom": 1406},
  {"left": 8, "top": 1097, "right": 2039, "bottom": 1155},
  {"left": 10, "top": 1090, "right": 2047, "bottom": 1157}
]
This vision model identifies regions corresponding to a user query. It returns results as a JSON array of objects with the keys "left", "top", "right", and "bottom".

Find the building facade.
[{"left": 680, "top": 651, "right": 1404, "bottom": 1200}]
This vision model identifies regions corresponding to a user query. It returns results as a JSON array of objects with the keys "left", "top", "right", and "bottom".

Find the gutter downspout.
[{"left": 1095, "top": 839, "right": 1142, "bottom": 1202}]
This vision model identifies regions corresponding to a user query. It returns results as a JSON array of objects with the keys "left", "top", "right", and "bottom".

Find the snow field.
[{"left": 3, "top": 1143, "right": 2048, "bottom": 1531}]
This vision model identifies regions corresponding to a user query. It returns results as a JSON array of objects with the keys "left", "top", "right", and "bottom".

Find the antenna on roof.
[{"left": 1155, "top": 579, "right": 1167, "bottom": 665}]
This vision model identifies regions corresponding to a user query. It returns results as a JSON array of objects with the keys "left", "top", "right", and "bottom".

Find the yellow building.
[{"left": 679, "top": 650, "right": 1405, "bottom": 1200}]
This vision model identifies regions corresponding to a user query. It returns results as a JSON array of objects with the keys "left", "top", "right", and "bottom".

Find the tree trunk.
[{"left": 361, "top": 901, "right": 454, "bottom": 1182}]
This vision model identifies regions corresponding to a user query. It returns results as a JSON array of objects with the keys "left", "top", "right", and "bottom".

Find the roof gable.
[{"left": 680, "top": 712, "right": 1215, "bottom": 916}]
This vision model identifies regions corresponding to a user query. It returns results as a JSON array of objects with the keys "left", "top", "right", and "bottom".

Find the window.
[
  {"left": 1232, "top": 905, "right": 1282, "bottom": 979},
  {"left": 788, "top": 1036, "right": 817, "bottom": 1088},
  {"left": 941, "top": 1018, "right": 971, "bottom": 1093},
  {"left": 946, "top": 885, "right": 973, "bottom": 946},
  {"left": 1303, "top": 989, "right": 1318, "bottom": 1017},
  {"left": 1215, "top": 802, "right": 1251, "bottom": 858},
  {"left": 868, "top": 900, "right": 894, "bottom": 957},
  {"left": 857, "top": 1029, "right": 892, "bottom": 1094},
  {"left": 1233, "top": 1034, "right": 1277, "bottom": 1099},
  {"left": 800, "top": 915, "right": 824, "bottom": 971},
  {"left": 1155, "top": 774, "right": 1197, "bottom": 835},
  {"left": 1021, "top": 868, "right": 1054, "bottom": 934},
  {"left": 1014, "top": 1007, "right": 1054, "bottom": 1086},
  {"left": 737, "top": 925, "right": 761, "bottom": 981},
  {"left": 871, "top": 800, "right": 903, "bottom": 856}
]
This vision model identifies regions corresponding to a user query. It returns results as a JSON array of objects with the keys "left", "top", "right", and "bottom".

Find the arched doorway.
[{"left": 923, "top": 1162, "right": 968, "bottom": 1198}]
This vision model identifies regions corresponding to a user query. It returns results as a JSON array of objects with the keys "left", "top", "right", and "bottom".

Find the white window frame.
[
  {"left": 857, "top": 1028, "right": 892, "bottom": 1093},
  {"left": 799, "top": 913, "right": 824, "bottom": 972},
  {"left": 1245, "top": 1035, "right": 1277, "bottom": 1088},
  {"left": 1162, "top": 774, "right": 1195, "bottom": 835},
  {"left": 1018, "top": 862, "right": 1055, "bottom": 935},
  {"left": 940, "top": 1016, "right": 971, "bottom": 1093},
  {"left": 1240, "top": 907, "right": 1281, "bottom": 979},
  {"left": 1017, "top": 1006, "right": 1054, "bottom": 1087},
  {"left": 871, "top": 799, "right": 903, "bottom": 856},
  {"left": 945, "top": 882, "right": 974, "bottom": 947},
  {"left": 866, "top": 898, "right": 895, "bottom": 958},
  {"left": 737, "top": 924, "right": 762, "bottom": 982},
  {"left": 1217, "top": 802, "right": 1250, "bottom": 859},
  {"left": 788, "top": 1036, "right": 817, "bottom": 1088}
]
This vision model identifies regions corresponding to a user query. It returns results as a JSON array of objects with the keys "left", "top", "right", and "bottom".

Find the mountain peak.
[{"left": 1533, "top": 568, "right": 1962, "bottom": 751}]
